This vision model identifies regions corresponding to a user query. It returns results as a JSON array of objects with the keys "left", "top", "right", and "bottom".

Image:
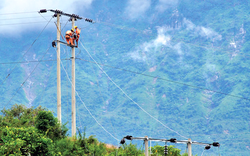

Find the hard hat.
[
  {"left": 71, "top": 29, "right": 74, "bottom": 31},
  {"left": 74, "top": 26, "right": 78, "bottom": 28}
]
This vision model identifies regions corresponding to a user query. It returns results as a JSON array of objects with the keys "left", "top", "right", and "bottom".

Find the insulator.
[
  {"left": 212, "top": 142, "right": 220, "bottom": 147},
  {"left": 120, "top": 138, "right": 125, "bottom": 144},
  {"left": 85, "top": 18, "right": 93, "bottom": 23},
  {"left": 39, "top": 9, "right": 47, "bottom": 13},
  {"left": 164, "top": 145, "right": 168, "bottom": 154},
  {"left": 205, "top": 145, "right": 211, "bottom": 150},
  {"left": 124, "top": 135, "right": 133, "bottom": 140},
  {"left": 55, "top": 10, "right": 62, "bottom": 14},
  {"left": 52, "top": 41, "right": 56, "bottom": 47},
  {"left": 169, "top": 138, "right": 176, "bottom": 143}
]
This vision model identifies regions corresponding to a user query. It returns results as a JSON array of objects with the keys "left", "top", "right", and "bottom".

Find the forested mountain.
[{"left": 0, "top": 0, "right": 249, "bottom": 155}]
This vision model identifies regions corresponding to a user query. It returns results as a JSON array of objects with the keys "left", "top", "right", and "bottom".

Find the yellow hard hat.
[
  {"left": 71, "top": 29, "right": 74, "bottom": 31},
  {"left": 74, "top": 26, "right": 78, "bottom": 28}
]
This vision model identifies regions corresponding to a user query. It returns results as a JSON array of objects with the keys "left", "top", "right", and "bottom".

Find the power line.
[
  {"left": 80, "top": 41, "right": 188, "bottom": 140},
  {"left": 0, "top": 58, "right": 70, "bottom": 65},
  {"left": 0, "top": 21, "right": 53, "bottom": 26},
  {"left": 0, "top": 15, "right": 51, "bottom": 20},
  {"left": 0, "top": 11, "right": 37, "bottom": 15},
  {"left": 76, "top": 57, "right": 250, "bottom": 101},
  {"left": 4, "top": 46, "right": 51, "bottom": 109},
  {"left": 59, "top": 52, "right": 119, "bottom": 142},
  {"left": 0, "top": 16, "right": 53, "bottom": 88}
]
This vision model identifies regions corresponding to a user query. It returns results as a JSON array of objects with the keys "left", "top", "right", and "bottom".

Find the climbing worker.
[
  {"left": 74, "top": 26, "right": 81, "bottom": 47},
  {"left": 65, "top": 29, "right": 75, "bottom": 46}
]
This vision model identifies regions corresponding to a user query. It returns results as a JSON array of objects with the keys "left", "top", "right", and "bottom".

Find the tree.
[
  {"left": 35, "top": 110, "right": 68, "bottom": 141},
  {"left": 0, "top": 126, "right": 53, "bottom": 155},
  {"left": 150, "top": 145, "right": 183, "bottom": 156}
]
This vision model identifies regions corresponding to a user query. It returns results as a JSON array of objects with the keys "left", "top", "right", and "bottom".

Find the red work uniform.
[{"left": 65, "top": 30, "right": 74, "bottom": 45}]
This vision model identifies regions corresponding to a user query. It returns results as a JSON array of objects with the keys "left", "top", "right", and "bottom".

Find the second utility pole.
[
  {"left": 71, "top": 17, "right": 76, "bottom": 137},
  {"left": 188, "top": 138, "right": 192, "bottom": 156},
  {"left": 56, "top": 13, "right": 61, "bottom": 123}
]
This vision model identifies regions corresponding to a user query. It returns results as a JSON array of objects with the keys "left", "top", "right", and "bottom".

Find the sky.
[
  {"left": 0, "top": 0, "right": 94, "bottom": 35},
  {"left": 0, "top": 0, "right": 182, "bottom": 35}
]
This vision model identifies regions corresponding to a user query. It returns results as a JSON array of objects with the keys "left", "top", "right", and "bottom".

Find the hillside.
[{"left": 0, "top": 0, "right": 250, "bottom": 155}]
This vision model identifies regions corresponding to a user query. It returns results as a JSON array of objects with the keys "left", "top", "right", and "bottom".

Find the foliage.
[
  {"left": 0, "top": 126, "right": 53, "bottom": 156},
  {"left": 0, "top": 104, "right": 45, "bottom": 128},
  {"left": 115, "top": 143, "right": 144, "bottom": 156},
  {"left": 35, "top": 110, "right": 68, "bottom": 141},
  {"left": 50, "top": 129, "right": 108, "bottom": 156},
  {"left": 0, "top": 104, "right": 197, "bottom": 155}
]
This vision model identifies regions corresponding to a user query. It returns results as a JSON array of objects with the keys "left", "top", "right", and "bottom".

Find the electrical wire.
[
  {"left": 0, "top": 11, "right": 37, "bottom": 15},
  {"left": 0, "top": 16, "right": 53, "bottom": 88},
  {"left": 37, "top": 60, "right": 55, "bottom": 107},
  {"left": 80, "top": 41, "right": 188, "bottom": 140},
  {"left": 78, "top": 45, "right": 118, "bottom": 141},
  {"left": 0, "top": 15, "right": 51, "bottom": 21},
  {"left": 218, "top": 147, "right": 221, "bottom": 156},
  {"left": 39, "top": 12, "right": 51, "bottom": 22},
  {"left": 201, "top": 148, "right": 205, "bottom": 156},
  {"left": 76, "top": 57, "right": 250, "bottom": 101},
  {"left": 4, "top": 46, "right": 51, "bottom": 109},
  {"left": 58, "top": 49, "right": 119, "bottom": 142},
  {"left": 0, "top": 59, "right": 69, "bottom": 65},
  {"left": 0, "top": 21, "right": 53, "bottom": 26}
]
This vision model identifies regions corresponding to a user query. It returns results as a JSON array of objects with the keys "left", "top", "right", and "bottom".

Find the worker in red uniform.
[
  {"left": 74, "top": 26, "right": 81, "bottom": 47},
  {"left": 65, "top": 29, "right": 74, "bottom": 46}
]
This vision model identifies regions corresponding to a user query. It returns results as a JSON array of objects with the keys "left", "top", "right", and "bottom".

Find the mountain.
[{"left": 1, "top": 0, "right": 250, "bottom": 155}]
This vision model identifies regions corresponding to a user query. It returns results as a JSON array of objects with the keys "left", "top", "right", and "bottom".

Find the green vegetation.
[{"left": 0, "top": 104, "right": 192, "bottom": 155}]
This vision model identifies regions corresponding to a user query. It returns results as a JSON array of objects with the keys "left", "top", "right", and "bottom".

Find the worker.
[
  {"left": 65, "top": 29, "right": 74, "bottom": 46},
  {"left": 74, "top": 26, "right": 81, "bottom": 47}
]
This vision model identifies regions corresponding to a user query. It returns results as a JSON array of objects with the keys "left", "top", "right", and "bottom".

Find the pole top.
[{"left": 39, "top": 9, "right": 82, "bottom": 20}]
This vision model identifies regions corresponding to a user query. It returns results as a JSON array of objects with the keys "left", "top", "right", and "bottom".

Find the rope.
[{"left": 80, "top": 41, "right": 188, "bottom": 140}]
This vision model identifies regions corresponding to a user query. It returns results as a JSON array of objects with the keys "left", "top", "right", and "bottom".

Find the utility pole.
[
  {"left": 71, "top": 17, "right": 76, "bottom": 137},
  {"left": 120, "top": 136, "right": 220, "bottom": 156},
  {"left": 39, "top": 8, "right": 94, "bottom": 137},
  {"left": 56, "top": 13, "right": 61, "bottom": 123},
  {"left": 144, "top": 136, "right": 149, "bottom": 156},
  {"left": 188, "top": 138, "right": 192, "bottom": 156}
]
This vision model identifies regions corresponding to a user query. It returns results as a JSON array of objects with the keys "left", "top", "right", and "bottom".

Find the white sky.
[
  {"left": 0, "top": 0, "right": 179, "bottom": 35},
  {"left": 0, "top": 0, "right": 93, "bottom": 35}
]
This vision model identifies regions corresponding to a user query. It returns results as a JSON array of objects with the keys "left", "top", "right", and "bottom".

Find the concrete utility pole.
[
  {"left": 39, "top": 8, "right": 94, "bottom": 137},
  {"left": 56, "top": 13, "right": 61, "bottom": 123},
  {"left": 120, "top": 136, "right": 220, "bottom": 156},
  {"left": 71, "top": 17, "right": 76, "bottom": 137},
  {"left": 144, "top": 136, "right": 149, "bottom": 156},
  {"left": 188, "top": 138, "right": 192, "bottom": 156}
]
